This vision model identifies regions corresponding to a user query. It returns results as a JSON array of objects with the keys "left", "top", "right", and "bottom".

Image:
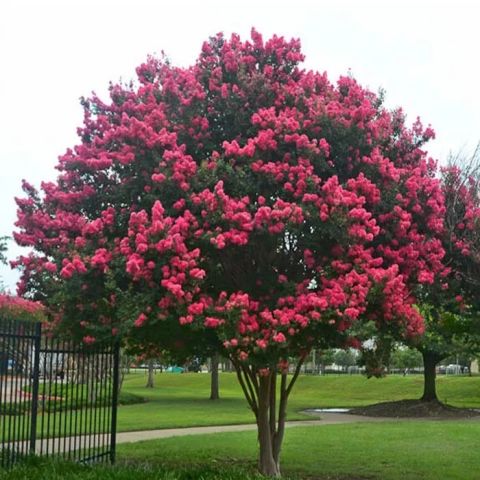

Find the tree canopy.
[{"left": 13, "top": 30, "right": 473, "bottom": 476}]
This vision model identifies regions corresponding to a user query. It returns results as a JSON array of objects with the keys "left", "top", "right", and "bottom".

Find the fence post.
[
  {"left": 109, "top": 341, "right": 120, "bottom": 464},
  {"left": 29, "top": 322, "right": 42, "bottom": 455}
]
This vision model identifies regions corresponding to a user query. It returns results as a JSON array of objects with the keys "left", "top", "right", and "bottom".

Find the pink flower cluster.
[{"left": 0, "top": 294, "right": 45, "bottom": 322}]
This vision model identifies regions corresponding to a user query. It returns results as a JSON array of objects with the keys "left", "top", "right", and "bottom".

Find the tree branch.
[
  {"left": 269, "top": 369, "right": 277, "bottom": 437},
  {"left": 241, "top": 364, "right": 259, "bottom": 411},
  {"left": 231, "top": 357, "right": 258, "bottom": 417},
  {"left": 286, "top": 356, "right": 306, "bottom": 397},
  {"left": 246, "top": 364, "right": 260, "bottom": 397},
  {"left": 273, "top": 371, "right": 288, "bottom": 463}
]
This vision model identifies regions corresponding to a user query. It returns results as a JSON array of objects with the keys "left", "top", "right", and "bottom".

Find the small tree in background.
[
  {"left": 14, "top": 30, "right": 452, "bottom": 476},
  {"left": 0, "top": 237, "right": 44, "bottom": 321},
  {"left": 333, "top": 349, "right": 358, "bottom": 370},
  {"left": 317, "top": 349, "right": 336, "bottom": 374},
  {"left": 0, "top": 237, "right": 7, "bottom": 265},
  {"left": 0, "top": 236, "right": 8, "bottom": 292},
  {"left": 390, "top": 346, "right": 422, "bottom": 371},
  {"left": 131, "top": 345, "right": 164, "bottom": 389}
]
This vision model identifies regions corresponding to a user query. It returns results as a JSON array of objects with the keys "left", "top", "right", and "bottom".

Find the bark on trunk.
[
  {"left": 146, "top": 359, "right": 155, "bottom": 388},
  {"left": 117, "top": 351, "right": 129, "bottom": 396},
  {"left": 230, "top": 357, "right": 305, "bottom": 477},
  {"left": 210, "top": 353, "right": 220, "bottom": 400},
  {"left": 258, "top": 375, "right": 281, "bottom": 477},
  {"left": 421, "top": 351, "right": 439, "bottom": 402}
]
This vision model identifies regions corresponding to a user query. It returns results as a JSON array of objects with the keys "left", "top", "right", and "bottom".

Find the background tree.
[
  {"left": 413, "top": 308, "right": 480, "bottom": 401},
  {"left": 0, "top": 236, "right": 7, "bottom": 265},
  {"left": 410, "top": 148, "right": 480, "bottom": 402},
  {"left": 131, "top": 346, "right": 164, "bottom": 389},
  {"left": 209, "top": 352, "right": 220, "bottom": 400},
  {"left": 389, "top": 346, "right": 422, "bottom": 371},
  {"left": 317, "top": 349, "right": 336, "bottom": 374},
  {"left": 333, "top": 349, "right": 358, "bottom": 370},
  {"left": 0, "top": 236, "right": 8, "bottom": 292},
  {"left": 0, "top": 294, "right": 45, "bottom": 323},
  {"left": 13, "top": 30, "right": 449, "bottom": 476}
]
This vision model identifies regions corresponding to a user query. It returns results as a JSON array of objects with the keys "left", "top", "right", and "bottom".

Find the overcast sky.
[{"left": 1, "top": 0, "right": 479, "bottom": 292}]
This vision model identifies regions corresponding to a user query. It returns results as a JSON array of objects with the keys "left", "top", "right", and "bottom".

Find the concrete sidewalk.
[
  {"left": 116, "top": 412, "right": 389, "bottom": 444},
  {"left": 6, "top": 413, "right": 383, "bottom": 455},
  {"left": 10, "top": 411, "right": 477, "bottom": 454}
]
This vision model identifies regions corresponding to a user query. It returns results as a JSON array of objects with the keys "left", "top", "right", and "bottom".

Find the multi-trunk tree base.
[{"left": 230, "top": 358, "right": 305, "bottom": 477}]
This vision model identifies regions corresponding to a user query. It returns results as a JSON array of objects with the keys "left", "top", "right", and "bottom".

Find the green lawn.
[
  {"left": 0, "top": 459, "right": 262, "bottom": 480},
  {"left": 1, "top": 372, "right": 478, "bottom": 441},
  {"left": 115, "top": 421, "right": 480, "bottom": 479},
  {"left": 3, "top": 421, "right": 479, "bottom": 479},
  {"left": 116, "top": 372, "right": 480, "bottom": 432}
]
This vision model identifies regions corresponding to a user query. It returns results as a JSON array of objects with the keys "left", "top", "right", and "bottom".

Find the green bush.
[{"left": 8, "top": 385, "right": 146, "bottom": 416}]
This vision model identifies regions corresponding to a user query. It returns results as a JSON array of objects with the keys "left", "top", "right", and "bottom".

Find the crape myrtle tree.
[
  {"left": 14, "top": 30, "right": 448, "bottom": 476},
  {"left": 360, "top": 151, "right": 480, "bottom": 395},
  {"left": 0, "top": 240, "right": 45, "bottom": 324},
  {"left": 410, "top": 151, "right": 480, "bottom": 402},
  {"left": 0, "top": 294, "right": 45, "bottom": 323}
]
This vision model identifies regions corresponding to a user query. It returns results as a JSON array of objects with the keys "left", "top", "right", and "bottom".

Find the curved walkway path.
[
  {"left": 10, "top": 412, "right": 480, "bottom": 454},
  {"left": 116, "top": 412, "right": 400, "bottom": 444},
  {"left": 5, "top": 413, "right": 390, "bottom": 455}
]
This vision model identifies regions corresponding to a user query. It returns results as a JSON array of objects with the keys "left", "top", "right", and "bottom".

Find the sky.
[{"left": 1, "top": 0, "right": 479, "bottom": 292}]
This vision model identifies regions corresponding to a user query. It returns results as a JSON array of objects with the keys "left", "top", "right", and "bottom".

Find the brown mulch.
[{"left": 349, "top": 399, "right": 480, "bottom": 419}]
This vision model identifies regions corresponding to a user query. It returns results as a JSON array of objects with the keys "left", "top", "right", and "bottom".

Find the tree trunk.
[
  {"left": 421, "top": 351, "right": 439, "bottom": 402},
  {"left": 257, "top": 375, "right": 280, "bottom": 477},
  {"left": 230, "top": 357, "right": 305, "bottom": 477},
  {"left": 117, "top": 350, "right": 129, "bottom": 396},
  {"left": 210, "top": 353, "right": 220, "bottom": 400},
  {"left": 146, "top": 359, "right": 155, "bottom": 388}
]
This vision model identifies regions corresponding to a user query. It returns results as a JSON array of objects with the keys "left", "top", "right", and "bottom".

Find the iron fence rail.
[{"left": 0, "top": 318, "right": 119, "bottom": 468}]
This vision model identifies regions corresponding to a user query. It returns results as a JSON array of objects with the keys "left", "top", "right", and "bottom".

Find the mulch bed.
[{"left": 349, "top": 399, "right": 480, "bottom": 418}]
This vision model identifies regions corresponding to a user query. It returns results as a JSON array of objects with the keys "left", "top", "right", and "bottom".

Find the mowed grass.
[
  {"left": 115, "top": 421, "right": 480, "bottom": 479},
  {"left": 2, "top": 373, "right": 477, "bottom": 440},
  {"left": 4, "top": 421, "right": 479, "bottom": 479},
  {"left": 0, "top": 458, "right": 262, "bottom": 480},
  {"left": 115, "top": 420, "right": 480, "bottom": 480},
  {"left": 117, "top": 371, "right": 480, "bottom": 432}
]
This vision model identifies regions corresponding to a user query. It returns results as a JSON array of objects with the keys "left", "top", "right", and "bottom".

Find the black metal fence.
[{"left": 0, "top": 318, "right": 119, "bottom": 468}]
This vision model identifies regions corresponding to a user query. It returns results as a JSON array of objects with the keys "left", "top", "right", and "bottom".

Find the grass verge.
[
  {"left": 2, "top": 420, "right": 479, "bottom": 479},
  {"left": 115, "top": 420, "right": 480, "bottom": 479}
]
